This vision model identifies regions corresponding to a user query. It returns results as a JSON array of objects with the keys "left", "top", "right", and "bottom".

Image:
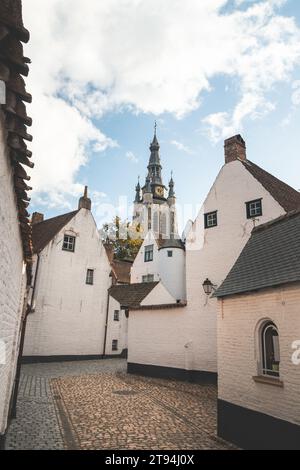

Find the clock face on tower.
[{"left": 155, "top": 186, "right": 164, "bottom": 197}]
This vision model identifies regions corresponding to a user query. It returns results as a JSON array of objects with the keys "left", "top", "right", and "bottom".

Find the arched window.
[
  {"left": 148, "top": 207, "right": 152, "bottom": 230},
  {"left": 153, "top": 212, "right": 159, "bottom": 233},
  {"left": 261, "top": 321, "right": 280, "bottom": 377},
  {"left": 160, "top": 213, "right": 167, "bottom": 238}
]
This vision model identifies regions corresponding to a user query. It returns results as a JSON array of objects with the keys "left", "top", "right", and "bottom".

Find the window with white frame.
[
  {"left": 142, "top": 274, "right": 154, "bottom": 283},
  {"left": 62, "top": 234, "right": 76, "bottom": 252},
  {"left": 144, "top": 244, "right": 154, "bottom": 262},
  {"left": 260, "top": 321, "right": 280, "bottom": 377},
  {"left": 86, "top": 269, "right": 94, "bottom": 285},
  {"left": 114, "top": 310, "right": 120, "bottom": 321},
  {"left": 246, "top": 199, "right": 262, "bottom": 219},
  {"left": 204, "top": 211, "right": 218, "bottom": 229},
  {"left": 112, "top": 339, "right": 118, "bottom": 351}
]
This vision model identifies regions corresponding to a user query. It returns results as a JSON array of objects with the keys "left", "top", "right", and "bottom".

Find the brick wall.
[
  {"left": 218, "top": 284, "right": 300, "bottom": 426},
  {"left": 0, "top": 112, "right": 27, "bottom": 436}
]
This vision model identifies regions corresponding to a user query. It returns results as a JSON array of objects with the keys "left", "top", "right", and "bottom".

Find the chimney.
[
  {"left": 31, "top": 212, "right": 44, "bottom": 225},
  {"left": 224, "top": 135, "right": 246, "bottom": 164},
  {"left": 78, "top": 185, "right": 92, "bottom": 210}
]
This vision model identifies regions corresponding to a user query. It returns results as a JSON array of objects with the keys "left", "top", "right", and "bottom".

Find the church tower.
[{"left": 133, "top": 124, "right": 178, "bottom": 239}]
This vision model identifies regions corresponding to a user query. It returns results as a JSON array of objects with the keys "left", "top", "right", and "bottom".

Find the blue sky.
[{"left": 23, "top": 0, "right": 300, "bottom": 231}]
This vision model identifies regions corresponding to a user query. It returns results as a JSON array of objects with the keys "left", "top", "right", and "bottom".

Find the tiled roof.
[
  {"left": 242, "top": 159, "right": 300, "bottom": 212},
  {"left": 157, "top": 237, "right": 185, "bottom": 251},
  {"left": 215, "top": 210, "right": 300, "bottom": 298},
  {"left": 0, "top": 0, "right": 33, "bottom": 282},
  {"left": 109, "top": 282, "right": 159, "bottom": 308},
  {"left": 111, "top": 259, "right": 132, "bottom": 284},
  {"left": 32, "top": 211, "right": 79, "bottom": 254}
]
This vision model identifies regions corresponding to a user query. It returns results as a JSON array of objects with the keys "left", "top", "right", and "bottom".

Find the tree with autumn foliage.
[{"left": 100, "top": 216, "right": 143, "bottom": 260}]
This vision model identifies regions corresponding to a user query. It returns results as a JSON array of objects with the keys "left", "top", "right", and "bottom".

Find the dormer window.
[
  {"left": 204, "top": 211, "right": 218, "bottom": 229},
  {"left": 246, "top": 199, "right": 262, "bottom": 219},
  {"left": 62, "top": 235, "right": 76, "bottom": 252}
]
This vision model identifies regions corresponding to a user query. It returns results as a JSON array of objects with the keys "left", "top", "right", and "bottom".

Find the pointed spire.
[
  {"left": 78, "top": 185, "right": 92, "bottom": 210},
  {"left": 168, "top": 172, "right": 175, "bottom": 198},
  {"left": 148, "top": 122, "right": 162, "bottom": 184},
  {"left": 134, "top": 176, "right": 141, "bottom": 202},
  {"left": 144, "top": 173, "right": 152, "bottom": 193}
]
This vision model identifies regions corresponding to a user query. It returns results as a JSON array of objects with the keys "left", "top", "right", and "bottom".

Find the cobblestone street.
[{"left": 6, "top": 359, "right": 232, "bottom": 450}]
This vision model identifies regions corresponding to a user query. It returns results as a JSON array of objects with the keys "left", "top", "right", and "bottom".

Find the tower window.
[
  {"left": 246, "top": 199, "right": 262, "bottom": 219},
  {"left": 148, "top": 207, "right": 152, "bottom": 230},
  {"left": 142, "top": 274, "right": 154, "bottom": 283},
  {"left": 204, "top": 211, "right": 218, "bottom": 229},
  {"left": 62, "top": 235, "right": 76, "bottom": 252},
  {"left": 86, "top": 269, "right": 94, "bottom": 285},
  {"left": 167, "top": 251, "right": 173, "bottom": 257},
  {"left": 112, "top": 339, "right": 118, "bottom": 351},
  {"left": 144, "top": 244, "right": 154, "bottom": 262}
]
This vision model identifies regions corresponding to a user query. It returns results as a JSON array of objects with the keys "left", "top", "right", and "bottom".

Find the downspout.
[
  {"left": 10, "top": 253, "right": 40, "bottom": 419},
  {"left": 102, "top": 285, "right": 110, "bottom": 358}
]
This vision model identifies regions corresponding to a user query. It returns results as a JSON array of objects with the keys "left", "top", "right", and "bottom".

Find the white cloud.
[
  {"left": 292, "top": 80, "right": 300, "bottom": 105},
  {"left": 170, "top": 140, "right": 193, "bottom": 154},
  {"left": 22, "top": 0, "right": 300, "bottom": 207},
  {"left": 126, "top": 151, "right": 139, "bottom": 163}
]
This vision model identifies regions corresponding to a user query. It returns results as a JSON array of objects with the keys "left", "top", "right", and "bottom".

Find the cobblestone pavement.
[{"left": 6, "top": 359, "right": 233, "bottom": 450}]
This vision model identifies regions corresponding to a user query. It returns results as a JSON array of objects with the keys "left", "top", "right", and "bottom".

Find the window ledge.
[{"left": 252, "top": 375, "right": 284, "bottom": 388}]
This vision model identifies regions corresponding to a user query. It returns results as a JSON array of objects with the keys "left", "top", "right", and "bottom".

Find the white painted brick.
[{"left": 0, "top": 112, "right": 27, "bottom": 435}]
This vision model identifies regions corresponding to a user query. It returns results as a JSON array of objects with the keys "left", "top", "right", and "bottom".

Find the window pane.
[
  {"left": 62, "top": 235, "right": 75, "bottom": 252},
  {"left": 261, "top": 322, "right": 280, "bottom": 377}
]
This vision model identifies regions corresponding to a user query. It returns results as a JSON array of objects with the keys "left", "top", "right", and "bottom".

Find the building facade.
[
  {"left": 0, "top": 0, "right": 33, "bottom": 447},
  {"left": 215, "top": 210, "right": 300, "bottom": 449},
  {"left": 127, "top": 135, "right": 300, "bottom": 382},
  {"left": 23, "top": 190, "right": 113, "bottom": 360}
]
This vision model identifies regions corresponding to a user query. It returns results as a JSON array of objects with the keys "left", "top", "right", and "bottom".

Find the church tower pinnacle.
[{"left": 133, "top": 124, "right": 178, "bottom": 239}]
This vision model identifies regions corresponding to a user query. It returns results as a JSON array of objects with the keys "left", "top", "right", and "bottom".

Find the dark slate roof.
[
  {"left": 215, "top": 210, "right": 300, "bottom": 298},
  {"left": 242, "top": 159, "right": 300, "bottom": 212},
  {"left": 109, "top": 282, "right": 159, "bottom": 308},
  {"left": 32, "top": 210, "right": 78, "bottom": 253},
  {"left": 157, "top": 237, "right": 185, "bottom": 251},
  {"left": 1, "top": 0, "right": 33, "bottom": 281}
]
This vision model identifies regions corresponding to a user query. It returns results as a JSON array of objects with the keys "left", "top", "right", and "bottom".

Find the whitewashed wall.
[
  {"left": 0, "top": 112, "right": 27, "bottom": 436},
  {"left": 218, "top": 284, "right": 300, "bottom": 426},
  {"left": 129, "top": 160, "right": 286, "bottom": 373},
  {"left": 24, "top": 209, "right": 112, "bottom": 356},
  {"left": 105, "top": 295, "right": 128, "bottom": 355},
  {"left": 131, "top": 231, "right": 186, "bottom": 300}
]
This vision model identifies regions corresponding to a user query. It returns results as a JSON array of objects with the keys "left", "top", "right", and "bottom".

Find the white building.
[
  {"left": 127, "top": 135, "right": 300, "bottom": 382},
  {"left": 0, "top": 0, "right": 33, "bottom": 448},
  {"left": 130, "top": 230, "right": 186, "bottom": 301},
  {"left": 23, "top": 189, "right": 114, "bottom": 360},
  {"left": 215, "top": 210, "right": 300, "bottom": 449}
]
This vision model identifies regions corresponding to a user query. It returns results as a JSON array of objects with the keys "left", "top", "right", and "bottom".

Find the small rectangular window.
[
  {"left": 114, "top": 310, "right": 120, "bottom": 321},
  {"left": 142, "top": 274, "right": 154, "bottom": 283},
  {"left": 112, "top": 339, "right": 118, "bottom": 351},
  {"left": 167, "top": 250, "right": 173, "bottom": 257},
  {"left": 204, "top": 211, "right": 218, "bottom": 229},
  {"left": 86, "top": 269, "right": 94, "bottom": 285},
  {"left": 62, "top": 235, "right": 76, "bottom": 252},
  {"left": 246, "top": 199, "right": 262, "bottom": 219},
  {"left": 144, "top": 244, "right": 154, "bottom": 262}
]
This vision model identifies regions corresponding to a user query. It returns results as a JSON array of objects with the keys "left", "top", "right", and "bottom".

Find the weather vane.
[{"left": 154, "top": 120, "right": 157, "bottom": 135}]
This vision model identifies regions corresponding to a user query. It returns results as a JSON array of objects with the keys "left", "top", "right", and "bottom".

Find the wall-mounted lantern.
[{"left": 202, "top": 278, "right": 217, "bottom": 296}]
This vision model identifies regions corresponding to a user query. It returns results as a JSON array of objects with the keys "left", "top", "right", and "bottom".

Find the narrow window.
[
  {"left": 246, "top": 199, "right": 262, "bottom": 219},
  {"left": 171, "top": 212, "right": 175, "bottom": 235},
  {"left": 167, "top": 250, "right": 173, "bottom": 258},
  {"left": 62, "top": 235, "right": 76, "bottom": 252},
  {"left": 114, "top": 310, "right": 120, "bottom": 321},
  {"left": 144, "top": 244, "right": 154, "bottom": 262},
  {"left": 148, "top": 207, "right": 152, "bottom": 230},
  {"left": 261, "top": 321, "right": 280, "bottom": 377},
  {"left": 112, "top": 339, "right": 118, "bottom": 351},
  {"left": 204, "top": 211, "right": 217, "bottom": 229},
  {"left": 86, "top": 269, "right": 94, "bottom": 285},
  {"left": 142, "top": 274, "right": 154, "bottom": 283}
]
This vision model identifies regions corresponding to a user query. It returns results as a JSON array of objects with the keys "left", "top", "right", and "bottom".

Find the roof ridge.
[
  {"left": 33, "top": 209, "right": 79, "bottom": 226},
  {"left": 253, "top": 208, "right": 300, "bottom": 234}
]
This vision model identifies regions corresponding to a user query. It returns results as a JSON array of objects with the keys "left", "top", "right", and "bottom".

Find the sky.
[{"left": 22, "top": 0, "right": 300, "bottom": 232}]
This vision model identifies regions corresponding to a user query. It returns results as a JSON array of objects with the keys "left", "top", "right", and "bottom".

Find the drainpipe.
[
  {"left": 10, "top": 253, "right": 40, "bottom": 419},
  {"left": 102, "top": 287, "right": 110, "bottom": 358}
]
